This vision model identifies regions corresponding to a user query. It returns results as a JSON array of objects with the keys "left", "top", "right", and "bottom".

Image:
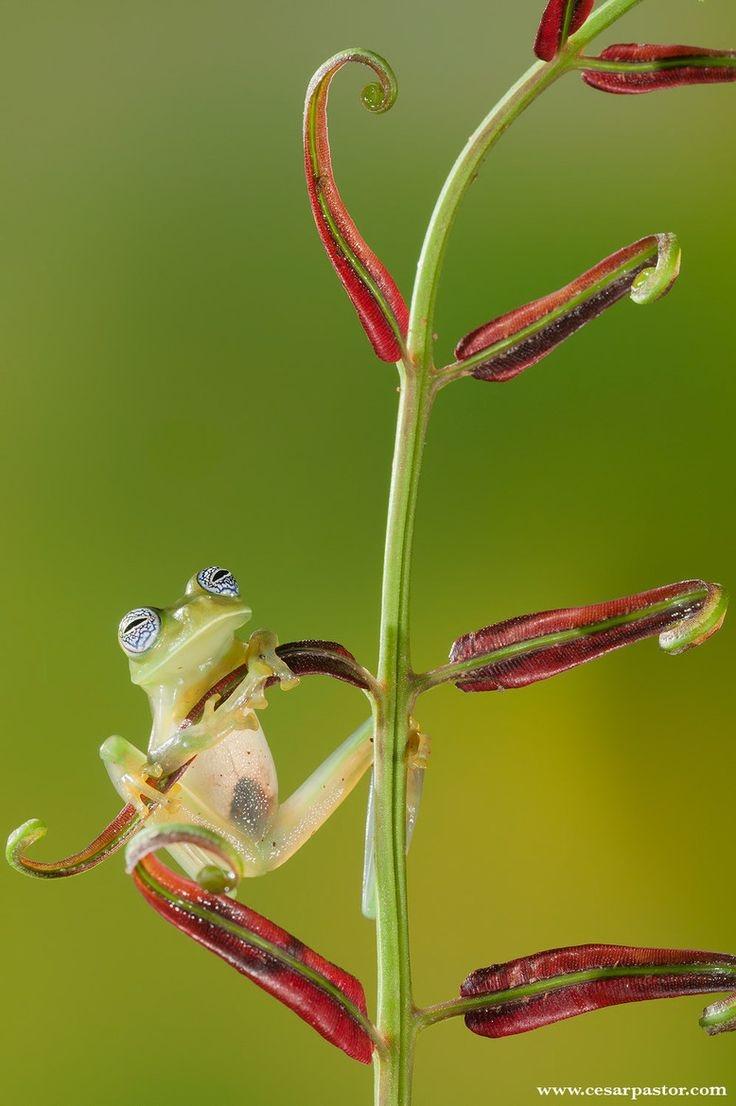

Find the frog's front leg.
[
  {"left": 149, "top": 630, "right": 297, "bottom": 778},
  {"left": 149, "top": 695, "right": 239, "bottom": 777},
  {"left": 253, "top": 718, "right": 375, "bottom": 872},
  {"left": 99, "top": 735, "right": 170, "bottom": 816}
]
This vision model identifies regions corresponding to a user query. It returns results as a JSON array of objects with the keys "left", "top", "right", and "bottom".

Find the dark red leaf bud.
[
  {"left": 535, "top": 0, "right": 594, "bottom": 62},
  {"left": 448, "top": 580, "right": 726, "bottom": 693},
  {"left": 454, "top": 234, "right": 680, "bottom": 383},
  {"left": 133, "top": 852, "right": 375, "bottom": 1062},
  {"left": 583, "top": 44, "right": 736, "bottom": 95},
  {"left": 462, "top": 944, "right": 736, "bottom": 1038}
]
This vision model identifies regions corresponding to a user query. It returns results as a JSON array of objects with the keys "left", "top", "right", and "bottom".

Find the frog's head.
[{"left": 117, "top": 566, "right": 251, "bottom": 687}]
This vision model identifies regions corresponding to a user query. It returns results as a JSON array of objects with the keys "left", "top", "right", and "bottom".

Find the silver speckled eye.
[
  {"left": 197, "top": 566, "right": 240, "bottom": 598},
  {"left": 118, "top": 607, "right": 161, "bottom": 655}
]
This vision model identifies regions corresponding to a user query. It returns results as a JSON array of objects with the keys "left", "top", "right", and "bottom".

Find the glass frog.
[{"left": 100, "top": 566, "right": 376, "bottom": 882}]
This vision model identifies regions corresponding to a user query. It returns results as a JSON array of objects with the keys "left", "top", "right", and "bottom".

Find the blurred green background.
[{"left": 1, "top": 1, "right": 735, "bottom": 1103}]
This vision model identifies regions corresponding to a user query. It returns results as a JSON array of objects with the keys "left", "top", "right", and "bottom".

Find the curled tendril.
[
  {"left": 701, "top": 992, "right": 736, "bottom": 1035},
  {"left": 304, "top": 48, "right": 408, "bottom": 362},
  {"left": 6, "top": 809, "right": 140, "bottom": 878},
  {"left": 5, "top": 760, "right": 190, "bottom": 879},
  {"left": 6, "top": 819, "right": 45, "bottom": 869},
  {"left": 126, "top": 822, "right": 243, "bottom": 894},
  {"left": 659, "top": 583, "right": 728, "bottom": 656},
  {"left": 360, "top": 78, "right": 392, "bottom": 114},
  {"left": 312, "top": 49, "right": 397, "bottom": 114},
  {"left": 631, "top": 233, "right": 682, "bottom": 305},
  {"left": 313, "top": 47, "right": 398, "bottom": 118}
]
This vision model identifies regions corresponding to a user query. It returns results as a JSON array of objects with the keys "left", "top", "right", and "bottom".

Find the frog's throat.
[{"left": 145, "top": 639, "right": 249, "bottom": 757}]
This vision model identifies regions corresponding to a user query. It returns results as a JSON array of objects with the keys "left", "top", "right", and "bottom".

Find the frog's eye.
[
  {"left": 196, "top": 566, "right": 240, "bottom": 598},
  {"left": 118, "top": 607, "right": 162, "bottom": 655}
]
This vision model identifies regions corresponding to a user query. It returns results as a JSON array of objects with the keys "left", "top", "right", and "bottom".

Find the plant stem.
[
  {"left": 373, "top": 57, "right": 572, "bottom": 1106},
  {"left": 372, "top": 4, "right": 647, "bottom": 1102},
  {"left": 373, "top": 364, "right": 433, "bottom": 1106}
]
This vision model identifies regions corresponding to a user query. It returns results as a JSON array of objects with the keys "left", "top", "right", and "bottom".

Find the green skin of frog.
[{"left": 100, "top": 566, "right": 382, "bottom": 882}]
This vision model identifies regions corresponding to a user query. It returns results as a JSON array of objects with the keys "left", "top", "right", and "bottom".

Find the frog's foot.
[
  {"left": 406, "top": 719, "right": 430, "bottom": 854},
  {"left": 222, "top": 629, "right": 299, "bottom": 715},
  {"left": 407, "top": 718, "right": 431, "bottom": 770},
  {"left": 249, "top": 628, "right": 299, "bottom": 690},
  {"left": 100, "top": 735, "right": 172, "bottom": 817},
  {"left": 124, "top": 777, "right": 172, "bottom": 817}
]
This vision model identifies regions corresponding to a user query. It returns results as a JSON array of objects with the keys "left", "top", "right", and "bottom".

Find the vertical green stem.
[
  {"left": 371, "top": 4, "right": 646, "bottom": 1103},
  {"left": 373, "top": 59, "right": 570, "bottom": 1106},
  {"left": 373, "top": 364, "right": 433, "bottom": 1106}
]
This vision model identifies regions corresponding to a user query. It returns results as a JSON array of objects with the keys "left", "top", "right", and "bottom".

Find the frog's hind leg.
[{"left": 254, "top": 718, "right": 374, "bottom": 872}]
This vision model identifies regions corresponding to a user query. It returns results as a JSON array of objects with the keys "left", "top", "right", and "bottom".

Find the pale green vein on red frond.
[
  {"left": 304, "top": 49, "right": 408, "bottom": 362},
  {"left": 449, "top": 234, "right": 680, "bottom": 383}
]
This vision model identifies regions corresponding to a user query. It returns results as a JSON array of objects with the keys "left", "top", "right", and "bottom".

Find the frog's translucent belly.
[
  {"left": 182, "top": 719, "right": 278, "bottom": 839},
  {"left": 150, "top": 719, "right": 280, "bottom": 882},
  {"left": 134, "top": 710, "right": 375, "bottom": 884}
]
